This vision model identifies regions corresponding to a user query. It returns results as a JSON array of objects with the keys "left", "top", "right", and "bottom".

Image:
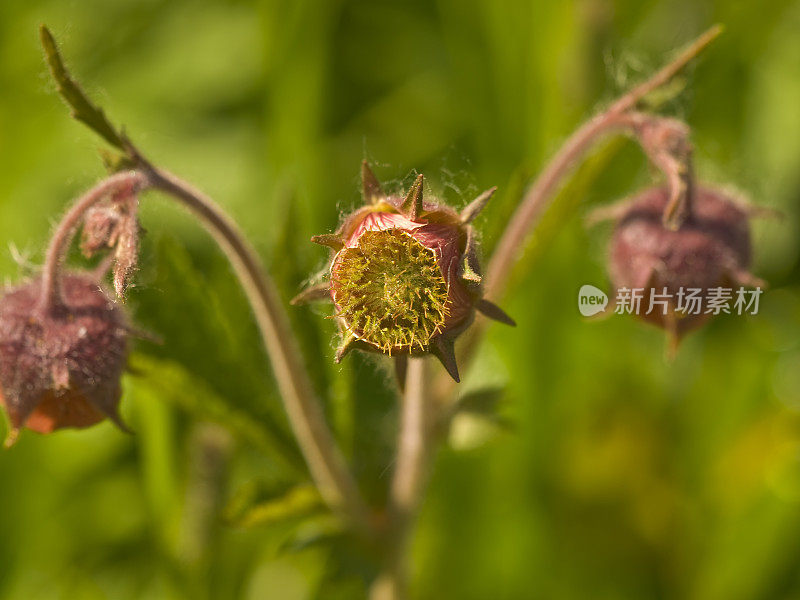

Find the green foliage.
[
  {"left": 2, "top": 0, "right": 800, "bottom": 599},
  {"left": 223, "top": 482, "right": 324, "bottom": 529}
]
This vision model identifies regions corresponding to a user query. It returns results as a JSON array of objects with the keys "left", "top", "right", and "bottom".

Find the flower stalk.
[
  {"left": 28, "top": 25, "right": 373, "bottom": 533},
  {"left": 371, "top": 358, "right": 432, "bottom": 600},
  {"left": 434, "top": 25, "right": 724, "bottom": 396},
  {"left": 138, "top": 160, "right": 373, "bottom": 532},
  {"left": 37, "top": 171, "right": 146, "bottom": 317},
  {"left": 34, "top": 162, "right": 371, "bottom": 531}
]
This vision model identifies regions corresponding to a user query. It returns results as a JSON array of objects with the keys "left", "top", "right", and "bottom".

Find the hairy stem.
[
  {"left": 140, "top": 163, "right": 372, "bottom": 532},
  {"left": 36, "top": 166, "right": 371, "bottom": 534},
  {"left": 486, "top": 25, "right": 721, "bottom": 298},
  {"left": 432, "top": 25, "right": 723, "bottom": 396},
  {"left": 38, "top": 27, "right": 372, "bottom": 534},
  {"left": 392, "top": 357, "right": 431, "bottom": 530},
  {"left": 607, "top": 24, "right": 722, "bottom": 115},
  {"left": 374, "top": 26, "right": 725, "bottom": 593},
  {"left": 372, "top": 357, "right": 431, "bottom": 599},
  {"left": 36, "top": 170, "right": 146, "bottom": 316},
  {"left": 485, "top": 111, "right": 640, "bottom": 297}
]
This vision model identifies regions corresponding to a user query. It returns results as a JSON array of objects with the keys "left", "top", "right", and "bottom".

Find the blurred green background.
[{"left": 2, "top": 0, "right": 800, "bottom": 598}]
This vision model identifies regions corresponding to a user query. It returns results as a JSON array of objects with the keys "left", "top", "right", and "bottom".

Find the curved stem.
[
  {"left": 428, "top": 111, "right": 636, "bottom": 402},
  {"left": 484, "top": 111, "right": 637, "bottom": 297},
  {"left": 374, "top": 25, "right": 724, "bottom": 597},
  {"left": 36, "top": 170, "right": 146, "bottom": 316},
  {"left": 486, "top": 24, "right": 722, "bottom": 298},
  {"left": 373, "top": 26, "right": 726, "bottom": 593},
  {"left": 36, "top": 166, "right": 371, "bottom": 534},
  {"left": 432, "top": 25, "right": 723, "bottom": 397},
  {"left": 140, "top": 164, "right": 372, "bottom": 533},
  {"left": 607, "top": 24, "right": 722, "bottom": 115}
]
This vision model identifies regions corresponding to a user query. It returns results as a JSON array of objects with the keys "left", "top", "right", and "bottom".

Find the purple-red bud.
[
  {"left": 0, "top": 273, "right": 129, "bottom": 445},
  {"left": 607, "top": 185, "right": 762, "bottom": 343}
]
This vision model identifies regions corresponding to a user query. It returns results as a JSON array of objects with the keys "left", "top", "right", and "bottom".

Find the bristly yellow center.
[{"left": 332, "top": 229, "right": 449, "bottom": 353}]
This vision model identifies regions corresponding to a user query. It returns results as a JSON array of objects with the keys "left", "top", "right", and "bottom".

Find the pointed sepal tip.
[
  {"left": 291, "top": 281, "right": 332, "bottom": 306},
  {"left": 361, "top": 161, "right": 384, "bottom": 205},
  {"left": 335, "top": 334, "right": 359, "bottom": 363},
  {"left": 476, "top": 298, "right": 516, "bottom": 326},
  {"left": 461, "top": 186, "right": 497, "bottom": 224},
  {"left": 431, "top": 337, "right": 460, "bottom": 383},
  {"left": 311, "top": 234, "right": 344, "bottom": 251},
  {"left": 402, "top": 174, "right": 425, "bottom": 220}
]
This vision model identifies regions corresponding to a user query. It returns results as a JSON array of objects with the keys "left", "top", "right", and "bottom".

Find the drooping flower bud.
[
  {"left": 603, "top": 185, "right": 764, "bottom": 348},
  {"left": 292, "top": 162, "right": 514, "bottom": 382},
  {"left": 0, "top": 273, "right": 129, "bottom": 446}
]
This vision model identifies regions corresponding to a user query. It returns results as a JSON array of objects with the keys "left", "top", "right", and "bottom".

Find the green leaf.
[
  {"left": 40, "top": 25, "right": 125, "bottom": 150},
  {"left": 99, "top": 148, "right": 137, "bottom": 173},
  {"left": 223, "top": 481, "right": 325, "bottom": 529},
  {"left": 637, "top": 76, "right": 689, "bottom": 112},
  {"left": 453, "top": 386, "right": 505, "bottom": 418},
  {"left": 448, "top": 387, "right": 514, "bottom": 451},
  {"left": 280, "top": 515, "right": 346, "bottom": 554},
  {"left": 130, "top": 234, "right": 306, "bottom": 471},
  {"left": 128, "top": 352, "right": 301, "bottom": 474}
]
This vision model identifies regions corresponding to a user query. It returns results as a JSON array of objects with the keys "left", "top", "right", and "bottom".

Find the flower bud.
[
  {"left": 293, "top": 162, "right": 514, "bottom": 382},
  {"left": 0, "top": 273, "right": 129, "bottom": 445},
  {"left": 80, "top": 185, "right": 141, "bottom": 299},
  {"left": 606, "top": 185, "right": 763, "bottom": 346}
]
